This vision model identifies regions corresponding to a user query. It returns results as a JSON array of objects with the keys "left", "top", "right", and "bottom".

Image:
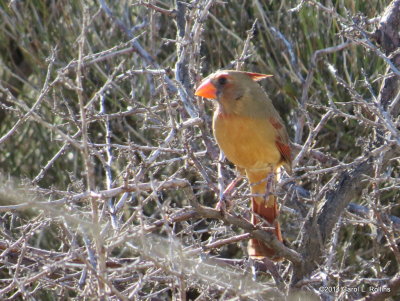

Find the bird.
[{"left": 194, "top": 70, "right": 292, "bottom": 260}]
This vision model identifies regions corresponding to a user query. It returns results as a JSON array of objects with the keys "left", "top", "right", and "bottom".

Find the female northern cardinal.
[{"left": 195, "top": 70, "right": 292, "bottom": 260}]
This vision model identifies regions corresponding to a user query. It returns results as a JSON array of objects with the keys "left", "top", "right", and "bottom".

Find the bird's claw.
[
  {"left": 215, "top": 197, "right": 233, "bottom": 216},
  {"left": 215, "top": 199, "right": 226, "bottom": 215}
]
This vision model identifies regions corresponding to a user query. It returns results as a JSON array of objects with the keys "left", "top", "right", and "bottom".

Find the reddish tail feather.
[{"left": 248, "top": 195, "right": 283, "bottom": 260}]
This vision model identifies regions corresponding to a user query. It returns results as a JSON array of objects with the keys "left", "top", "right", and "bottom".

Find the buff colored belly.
[{"left": 213, "top": 112, "right": 281, "bottom": 171}]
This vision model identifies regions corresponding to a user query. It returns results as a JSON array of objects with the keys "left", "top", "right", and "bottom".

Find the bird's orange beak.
[{"left": 194, "top": 79, "right": 217, "bottom": 99}]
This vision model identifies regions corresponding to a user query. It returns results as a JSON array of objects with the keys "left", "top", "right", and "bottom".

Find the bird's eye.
[{"left": 217, "top": 76, "right": 227, "bottom": 85}]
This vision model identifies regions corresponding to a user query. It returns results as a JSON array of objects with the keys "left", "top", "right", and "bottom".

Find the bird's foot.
[
  {"left": 215, "top": 198, "right": 228, "bottom": 214},
  {"left": 216, "top": 176, "right": 242, "bottom": 215}
]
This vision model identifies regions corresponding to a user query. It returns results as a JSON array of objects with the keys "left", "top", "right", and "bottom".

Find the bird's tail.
[{"left": 246, "top": 170, "right": 283, "bottom": 260}]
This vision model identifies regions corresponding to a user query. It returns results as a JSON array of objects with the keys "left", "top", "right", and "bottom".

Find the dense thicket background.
[{"left": 0, "top": 0, "right": 399, "bottom": 300}]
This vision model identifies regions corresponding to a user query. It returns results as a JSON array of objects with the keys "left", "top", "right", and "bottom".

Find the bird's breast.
[{"left": 213, "top": 111, "right": 281, "bottom": 171}]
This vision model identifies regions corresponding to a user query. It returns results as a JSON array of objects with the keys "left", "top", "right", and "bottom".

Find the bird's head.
[
  {"left": 195, "top": 70, "right": 272, "bottom": 100},
  {"left": 195, "top": 70, "right": 272, "bottom": 115}
]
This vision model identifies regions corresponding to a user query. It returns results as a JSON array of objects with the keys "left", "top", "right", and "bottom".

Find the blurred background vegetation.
[
  {"left": 0, "top": 0, "right": 390, "bottom": 181},
  {"left": 0, "top": 0, "right": 398, "bottom": 300}
]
